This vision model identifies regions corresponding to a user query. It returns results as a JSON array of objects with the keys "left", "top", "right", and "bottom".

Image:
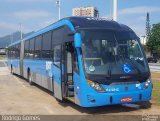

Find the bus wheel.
[
  {"left": 55, "top": 98, "right": 66, "bottom": 103},
  {"left": 28, "top": 71, "right": 33, "bottom": 85},
  {"left": 139, "top": 101, "right": 151, "bottom": 109}
]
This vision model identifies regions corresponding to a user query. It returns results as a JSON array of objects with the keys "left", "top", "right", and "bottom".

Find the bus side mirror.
[{"left": 74, "top": 33, "right": 82, "bottom": 48}]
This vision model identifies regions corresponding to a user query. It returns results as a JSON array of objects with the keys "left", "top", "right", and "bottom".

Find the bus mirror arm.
[
  {"left": 67, "top": 31, "right": 75, "bottom": 36},
  {"left": 74, "top": 33, "right": 82, "bottom": 48}
]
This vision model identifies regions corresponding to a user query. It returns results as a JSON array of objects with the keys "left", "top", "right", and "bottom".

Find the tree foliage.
[{"left": 146, "top": 23, "right": 160, "bottom": 58}]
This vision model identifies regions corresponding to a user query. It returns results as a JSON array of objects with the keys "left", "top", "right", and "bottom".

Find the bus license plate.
[{"left": 121, "top": 97, "right": 132, "bottom": 102}]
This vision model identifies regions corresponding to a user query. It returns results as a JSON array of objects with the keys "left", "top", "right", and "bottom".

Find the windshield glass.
[{"left": 80, "top": 29, "right": 149, "bottom": 76}]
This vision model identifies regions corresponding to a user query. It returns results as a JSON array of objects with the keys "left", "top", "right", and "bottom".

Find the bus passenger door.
[
  {"left": 63, "top": 42, "right": 74, "bottom": 99},
  {"left": 53, "top": 45, "right": 63, "bottom": 100}
]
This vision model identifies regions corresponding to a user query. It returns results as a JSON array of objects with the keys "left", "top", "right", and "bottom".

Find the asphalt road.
[{"left": 0, "top": 60, "right": 159, "bottom": 117}]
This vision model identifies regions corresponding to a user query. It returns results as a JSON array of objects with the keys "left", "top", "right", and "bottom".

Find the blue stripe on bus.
[{"left": 23, "top": 59, "right": 51, "bottom": 76}]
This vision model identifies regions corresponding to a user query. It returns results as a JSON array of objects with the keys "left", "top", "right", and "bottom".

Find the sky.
[{"left": 0, "top": 0, "right": 159, "bottom": 37}]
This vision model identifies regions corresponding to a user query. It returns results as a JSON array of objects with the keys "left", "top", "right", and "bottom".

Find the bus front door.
[
  {"left": 63, "top": 42, "right": 74, "bottom": 100},
  {"left": 53, "top": 43, "right": 74, "bottom": 101},
  {"left": 53, "top": 45, "right": 63, "bottom": 100}
]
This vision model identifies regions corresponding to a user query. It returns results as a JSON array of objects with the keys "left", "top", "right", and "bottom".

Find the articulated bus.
[{"left": 7, "top": 17, "right": 152, "bottom": 107}]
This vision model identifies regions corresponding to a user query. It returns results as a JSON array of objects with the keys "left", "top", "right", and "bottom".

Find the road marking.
[
  {"left": 22, "top": 85, "right": 26, "bottom": 88},
  {"left": 150, "top": 66, "right": 160, "bottom": 70},
  {"left": 150, "top": 69, "right": 160, "bottom": 73},
  {"left": 3, "top": 60, "right": 7, "bottom": 67},
  {"left": 44, "top": 106, "right": 55, "bottom": 114},
  {"left": 0, "top": 67, "right": 8, "bottom": 71}
]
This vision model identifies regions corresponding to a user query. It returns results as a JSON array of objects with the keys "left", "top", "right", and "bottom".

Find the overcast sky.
[{"left": 0, "top": 0, "right": 159, "bottom": 37}]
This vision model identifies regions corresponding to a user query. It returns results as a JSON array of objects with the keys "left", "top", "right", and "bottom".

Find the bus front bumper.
[{"left": 80, "top": 84, "right": 152, "bottom": 107}]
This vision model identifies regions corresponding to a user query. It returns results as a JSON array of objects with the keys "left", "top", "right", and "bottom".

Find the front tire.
[
  {"left": 55, "top": 98, "right": 66, "bottom": 103},
  {"left": 139, "top": 101, "right": 151, "bottom": 109}
]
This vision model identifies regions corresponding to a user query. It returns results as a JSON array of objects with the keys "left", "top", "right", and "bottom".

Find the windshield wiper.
[
  {"left": 126, "top": 59, "right": 142, "bottom": 75},
  {"left": 106, "top": 63, "right": 112, "bottom": 78}
]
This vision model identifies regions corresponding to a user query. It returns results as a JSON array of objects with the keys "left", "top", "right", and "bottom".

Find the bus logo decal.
[
  {"left": 123, "top": 64, "right": 131, "bottom": 74},
  {"left": 46, "top": 61, "right": 53, "bottom": 77}
]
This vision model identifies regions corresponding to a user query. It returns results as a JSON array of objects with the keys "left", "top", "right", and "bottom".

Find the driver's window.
[{"left": 128, "top": 40, "right": 142, "bottom": 58}]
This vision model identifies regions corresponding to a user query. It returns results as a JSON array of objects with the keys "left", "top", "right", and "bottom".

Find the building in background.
[
  {"left": 72, "top": 7, "right": 99, "bottom": 17},
  {"left": 140, "top": 36, "right": 147, "bottom": 45}
]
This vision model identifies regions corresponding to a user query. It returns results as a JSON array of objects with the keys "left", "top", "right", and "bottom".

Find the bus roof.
[
  {"left": 65, "top": 17, "right": 132, "bottom": 31},
  {"left": 8, "top": 17, "right": 133, "bottom": 47}
]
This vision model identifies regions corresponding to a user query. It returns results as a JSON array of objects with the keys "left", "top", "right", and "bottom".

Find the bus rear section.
[{"left": 8, "top": 43, "right": 21, "bottom": 75}]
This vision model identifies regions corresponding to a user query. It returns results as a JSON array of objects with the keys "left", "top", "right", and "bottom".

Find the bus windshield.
[{"left": 80, "top": 29, "right": 149, "bottom": 78}]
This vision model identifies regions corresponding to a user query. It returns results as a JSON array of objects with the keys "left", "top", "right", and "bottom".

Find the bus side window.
[
  {"left": 29, "top": 39, "right": 35, "bottom": 59},
  {"left": 42, "top": 32, "right": 52, "bottom": 60},
  {"left": 54, "top": 45, "right": 61, "bottom": 67},
  {"left": 12, "top": 45, "right": 15, "bottom": 59},
  {"left": 24, "top": 40, "right": 30, "bottom": 59},
  {"left": 35, "top": 36, "right": 42, "bottom": 59}
]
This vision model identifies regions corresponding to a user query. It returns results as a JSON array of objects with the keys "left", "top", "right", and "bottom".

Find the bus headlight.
[
  {"left": 87, "top": 80, "right": 105, "bottom": 92},
  {"left": 144, "top": 78, "right": 151, "bottom": 89}
]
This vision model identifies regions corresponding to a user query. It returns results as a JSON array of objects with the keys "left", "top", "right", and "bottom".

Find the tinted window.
[
  {"left": 29, "top": 39, "right": 34, "bottom": 59},
  {"left": 81, "top": 29, "right": 148, "bottom": 76},
  {"left": 7, "top": 47, "right": 10, "bottom": 59},
  {"left": 42, "top": 32, "right": 51, "bottom": 50},
  {"left": 35, "top": 36, "right": 42, "bottom": 59},
  {"left": 54, "top": 45, "right": 61, "bottom": 67},
  {"left": 10, "top": 46, "right": 14, "bottom": 59},
  {"left": 24, "top": 40, "right": 30, "bottom": 59},
  {"left": 18, "top": 44, "right": 20, "bottom": 58},
  {"left": 52, "top": 27, "right": 64, "bottom": 46},
  {"left": 30, "top": 39, "right": 34, "bottom": 50},
  {"left": 16, "top": 44, "right": 20, "bottom": 58},
  {"left": 12, "top": 46, "right": 15, "bottom": 58},
  {"left": 42, "top": 32, "right": 52, "bottom": 59},
  {"left": 63, "top": 26, "right": 74, "bottom": 42}
]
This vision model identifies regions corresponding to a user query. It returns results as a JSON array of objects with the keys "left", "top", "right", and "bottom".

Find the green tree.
[{"left": 146, "top": 23, "right": 160, "bottom": 58}]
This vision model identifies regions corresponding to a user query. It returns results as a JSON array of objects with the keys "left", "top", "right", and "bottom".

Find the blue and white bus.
[{"left": 7, "top": 17, "right": 152, "bottom": 107}]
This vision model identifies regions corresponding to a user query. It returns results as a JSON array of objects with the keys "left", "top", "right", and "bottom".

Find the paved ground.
[
  {"left": 149, "top": 63, "right": 160, "bottom": 73},
  {"left": 0, "top": 60, "right": 160, "bottom": 116},
  {"left": 0, "top": 61, "right": 5, "bottom": 67}
]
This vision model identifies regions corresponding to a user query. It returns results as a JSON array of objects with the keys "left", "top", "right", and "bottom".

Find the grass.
[{"left": 152, "top": 73, "right": 160, "bottom": 106}]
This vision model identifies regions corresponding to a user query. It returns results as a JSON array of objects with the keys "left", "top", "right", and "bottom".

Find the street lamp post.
[
  {"left": 19, "top": 23, "right": 23, "bottom": 40},
  {"left": 141, "top": 36, "right": 146, "bottom": 45},
  {"left": 113, "top": 0, "right": 117, "bottom": 21},
  {"left": 56, "top": 0, "right": 61, "bottom": 20}
]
